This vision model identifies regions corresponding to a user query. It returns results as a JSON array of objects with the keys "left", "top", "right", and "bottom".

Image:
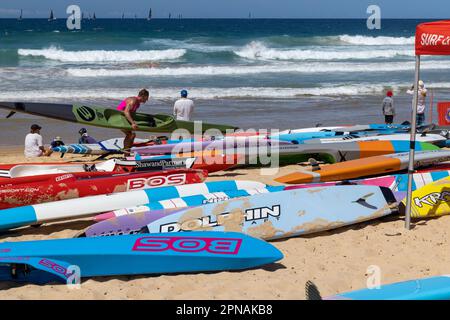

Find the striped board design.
[
  {"left": 52, "top": 138, "right": 160, "bottom": 155},
  {"left": 403, "top": 176, "right": 450, "bottom": 218},
  {"left": 144, "top": 186, "right": 398, "bottom": 241},
  {"left": 0, "top": 180, "right": 265, "bottom": 231},
  {"left": 0, "top": 231, "right": 283, "bottom": 284},
  {"left": 275, "top": 150, "right": 450, "bottom": 184},
  {"left": 93, "top": 186, "right": 285, "bottom": 222},
  {"left": 326, "top": 275, "right": 450, "bottom": 300}
]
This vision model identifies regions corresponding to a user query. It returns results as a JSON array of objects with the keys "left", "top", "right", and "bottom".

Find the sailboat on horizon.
[
  {"left": 93, "top": 12, "right": 97, "bottom": 20},
  {"left": 147, "top": 8, "right": 152, "bottom": 20},
  {"left": 18, "top": 9, "right": 23, "bottom": 21},
  {"left": 48, "top": 9, "right": 56, "bottom": 21},
  {"left": 122, "top": 13, "right": 125, "bottom": 19}
]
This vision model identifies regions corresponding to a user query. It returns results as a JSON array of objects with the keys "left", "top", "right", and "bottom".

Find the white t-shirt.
[
  {"left": 173, "top": 98, "right": 194, "bottom": 121},
  {"left": 407, "top": 88, "right": 427, "bottom": 114},
  {"left": 24, "top": 133, "right": 44, "bottom": 157}
]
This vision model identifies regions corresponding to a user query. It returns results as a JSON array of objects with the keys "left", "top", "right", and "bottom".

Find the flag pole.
[{"left": 405, "top": 55, "right": 421, "bottom": 230}]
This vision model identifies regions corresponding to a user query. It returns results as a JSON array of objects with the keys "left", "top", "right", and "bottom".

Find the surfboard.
[
  {"left": 0, "top": 102, "right": 238, "bottom": 134},
  {"left": 1, "top": 157, "right": 200, "bottom": 179},
  {"left": 306, "top": 133, "right": 446, "bottom": 146},
  {"left": 403, "top": 176, "right": 450, "bottom": 218},
  {"left": 0, "top": 231, "right": 283, "bottom": 284},
  {"left": 144, "top": 186, "right": 397, "bottom": 241},
  {"left": 275, "top": 150, "right": 450, "bottom": 184},
  {"left": 92, "top": 186, "right": 285, "bottom": 223},
  {"left": 131, "top": 137, "right": 291, "bottom": 155},
  {"left": 0, "top": 180, "right": 266, "bottom": 230},
  {"left": 0, "top": 169, "right": 206, "bottom": 209},
  {"left": 52, "top": 137, "right": 151, "bottom": 155},
  {"left": 134, "top": 140, "right": 437, "bottom": 166},
  {"left": 289, "top": 170, "right": 450, "bottom": 193},
  {"left": 326, "top": 275, "right": 450, "bottom": 300}
]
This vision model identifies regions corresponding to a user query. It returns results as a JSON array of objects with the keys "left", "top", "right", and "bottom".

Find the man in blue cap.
[{"left": 173, "top": 89, "right": 194, "bottom": 121}]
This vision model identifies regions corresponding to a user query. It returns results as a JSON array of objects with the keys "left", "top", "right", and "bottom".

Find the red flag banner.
[{"left": 415, "top": 20, "right": 450, "bottom": 55}]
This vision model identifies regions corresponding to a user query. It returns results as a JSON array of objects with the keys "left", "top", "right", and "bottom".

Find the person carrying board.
[{"left": 116, "top": 89, "right": 150, "bottom": 153}]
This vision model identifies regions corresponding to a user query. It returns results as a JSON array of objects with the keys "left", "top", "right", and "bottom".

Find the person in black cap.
[
  {"left": 78, "top": 128, "right": 97, "bottom": 144},
  {"left": 24, "top": 124, "right": 52, "bottom": 157}
]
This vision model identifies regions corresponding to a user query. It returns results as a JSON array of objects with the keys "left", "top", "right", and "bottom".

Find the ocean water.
[{"left": 0, "top": 19, "right": 449, "bottom": 145}]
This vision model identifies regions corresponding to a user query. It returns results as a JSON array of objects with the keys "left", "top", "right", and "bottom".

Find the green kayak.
[{"left": 0, "top": 102, "right": 238, "bottom": 134}]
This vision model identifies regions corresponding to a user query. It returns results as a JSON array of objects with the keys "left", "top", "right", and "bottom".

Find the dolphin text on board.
[{"left": 159, "top": 205, "right": 281, "bottom": 232}]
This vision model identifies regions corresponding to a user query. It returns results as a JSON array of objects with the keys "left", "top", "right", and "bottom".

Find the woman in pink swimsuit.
[{"left": 117, "top": 88, "right": 149, "bottom": 152}]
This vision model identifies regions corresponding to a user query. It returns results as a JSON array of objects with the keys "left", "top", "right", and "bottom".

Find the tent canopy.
[{"left": 416, "top": 20, "right": 450, "bottom": 55}]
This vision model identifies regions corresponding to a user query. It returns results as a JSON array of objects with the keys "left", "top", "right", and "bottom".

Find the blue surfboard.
[
  {"left": 327, "top": 275, "right": 450, "bottom": 300},
  {"left": 145, "top": 186, "right": 397, "bottom": 240},
  {"left": 0, "top": 231, "right": 283, "bottom": 284}
]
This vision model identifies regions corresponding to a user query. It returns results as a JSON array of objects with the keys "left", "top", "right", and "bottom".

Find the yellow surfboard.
[{"left": 404, "top": 176, "right": 450, "bottom": 218}]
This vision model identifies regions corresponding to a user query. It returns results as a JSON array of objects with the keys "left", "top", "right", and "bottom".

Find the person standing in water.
[
  {"left": 407, "top": 80, "right": 427, "bottom": 126},
  {"left": 116, "top": 89, "right": 150, "bottom": 151},
  {"left": 382, "top": 91, "right": 395, "bottom": 124},
  {"left": 173, "top": 89, "right": 194, "bottom": 121}
]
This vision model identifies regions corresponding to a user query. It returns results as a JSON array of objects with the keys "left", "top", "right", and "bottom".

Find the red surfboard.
[{"left": 0, "top": 169, "right": 207, "bottom": 209}]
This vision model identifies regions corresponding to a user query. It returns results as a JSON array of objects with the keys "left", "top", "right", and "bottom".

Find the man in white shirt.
[
  {"left": 24, "top": 124, "right": 51, "bottom": 157},
  {"left": 173, "top": 89, "right": 194, "bottom": 121}
]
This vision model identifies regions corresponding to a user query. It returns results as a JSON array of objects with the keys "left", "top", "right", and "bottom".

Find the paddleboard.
[
  {"left": 326, "top": 275, "right": 450, "bottom": 300},
  {"left": 275, "top": 150, "right": 450, "bottom": 184},
  {"left": 1, "top": 158, "right": 197, "bottom": 179},
  {"left": 144, "top": 186, "right": 397, "bottom": 241},
  {"left": 0, "top": 102, "right": 238, "bottom": 134},
  {"left": 403, "top": 176, "right": 450, "bottom": 218},
  {"left": 0, "top": 169, "right": 206, "bottom": 209},
  {"left": 92, "top": 186, "right": 285, "bottom": 223},
  {"left": 0, "top": 180, "right": 265, "bottom": 230},
  {"left": 52, "top": 137, "right": 151, "bottom": 155},
  {"left": 0, "top": 231, "right": 283, "bottom": 284},
  {"left": 289, "top": 170, "right": 450, "bottom": 193},
  {"left": 306, "top": 133, "right": 446, "bottom": 146}
]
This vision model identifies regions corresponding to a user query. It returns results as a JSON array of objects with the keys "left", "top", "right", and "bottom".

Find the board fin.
[
  {"left": 308, "top": 158, "right": 320, "bottom": 171},
  {"left": 5, "top": 111, "right": 16, "bottom": 119},
  {"left": 305, "top": 280, "right": 323, "bottom": 300}
]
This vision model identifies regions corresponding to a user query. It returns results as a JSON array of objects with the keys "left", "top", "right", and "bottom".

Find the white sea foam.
[
  {"left": 338, "top": 35, "right": 415, "bottom": 46},
  {"left": 143, "top": 38, "right": 235, "bottom": 53},
  {"left": 234, "top": 41, "right": 413, "bottom": 61},
  {"left": 66, "top": 60, "right": 450, "bottom": 78},
  {"left": 18, "top": 47, "right": 186, "bottom": 62},
  {"left": 1, "top": 83, "right": 449, "bottom": 101}
]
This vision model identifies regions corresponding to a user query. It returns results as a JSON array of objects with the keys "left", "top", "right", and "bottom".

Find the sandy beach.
[{"left": 1, "top": 148, "right": 449, "bottom": 300}]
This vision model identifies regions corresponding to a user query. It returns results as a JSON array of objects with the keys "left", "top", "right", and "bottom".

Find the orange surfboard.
[{"left": 275, "top": 150, "right": 450, "bottom": 184}]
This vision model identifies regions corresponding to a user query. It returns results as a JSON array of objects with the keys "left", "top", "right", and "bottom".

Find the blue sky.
[{"left": 0, "top": 0, "right": 448, "bottom": 18}]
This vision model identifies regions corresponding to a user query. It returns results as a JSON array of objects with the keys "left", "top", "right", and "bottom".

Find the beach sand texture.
[{"left": 0, "top": 148, "right": 449, "bottom": 300}]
